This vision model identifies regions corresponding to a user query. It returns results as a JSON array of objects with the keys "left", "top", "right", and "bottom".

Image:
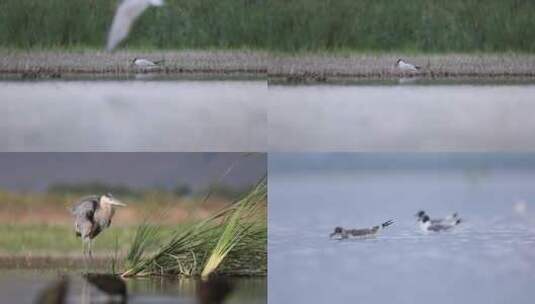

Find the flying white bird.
[
  {"left": 396, "top": 58, "right": 421, "bottom": 72},
  {"left": 106, "top": 0, "right": 165, "bottom": 52}
]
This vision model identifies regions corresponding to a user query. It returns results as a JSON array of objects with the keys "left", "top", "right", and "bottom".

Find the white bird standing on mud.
[
  {"left": 106, "top": 0, "right": 165, "bottom": 51},
  {"left": 71, "top": 194, "right": 127, "bottom": 258},
  {"left": 396, "top": 58, "right": 421, "bottom": 72},
  {"left": 132, "top": 57, "right": 164, "bottom": 68}
]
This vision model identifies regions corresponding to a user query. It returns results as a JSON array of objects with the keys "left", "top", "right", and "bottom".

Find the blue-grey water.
[
  {"left": 268, "top": 84, "right": 535, "bottom": 151},
  {"left": 4, "top": 81, "right": 535, "bottom": 152},
  {"left": 0, "top": 80, "right": 267, "bottom": 152},
  {"left": 269, "top": 154, "right": 535, "bottom": 304}
]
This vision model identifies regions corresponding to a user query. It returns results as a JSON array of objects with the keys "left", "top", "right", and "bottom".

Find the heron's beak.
[{"left": 110, "top": 200, "right": 127, "bottom": 207}]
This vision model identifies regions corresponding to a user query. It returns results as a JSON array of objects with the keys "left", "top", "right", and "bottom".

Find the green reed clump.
[
  {"left": 0, "top": 0, "right": 534, "bottom": 52},
  {"left": 122, "top": 177, "right": 267, "bottom": 278}
]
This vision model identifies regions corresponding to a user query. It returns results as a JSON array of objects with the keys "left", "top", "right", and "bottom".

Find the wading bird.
[
  {"left": 106, "top": 0, "right": 165, "bottom": 51},
  {"left": 330, "top": 220, "right": 394, "bottom": 239},
  {"left": 71, "top": 194, "right": 127, "bottom": 258}
]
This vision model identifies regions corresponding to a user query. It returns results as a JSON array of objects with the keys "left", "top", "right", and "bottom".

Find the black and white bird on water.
[
  {"left": 106, "top": 0, "right": 165, "bottom": 51},
  {"left": 132, "top": 57, "right": 165, "bottom": 68},
  {"left": 418, "top": 214, "right": 461, "bottom": 232},
  {"left": 330, "top": 220, "right": 394, "bottom": 239},
  {"left": 71, "top": 194, "right": 127, "bottom": 258},
  {"left": 396, "top": 58, "right": 421, "bottom": 72},
  {"left": 415, "top": 210, "right": 460, "bottom": 225}
]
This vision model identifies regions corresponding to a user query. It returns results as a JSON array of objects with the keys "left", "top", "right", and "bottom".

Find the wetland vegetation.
[
  {"left": 0, "top": 179, "right": 267, "bottom": 277},
  {"left": 1, "top": 0, "right": 534, "bottom": 52}
]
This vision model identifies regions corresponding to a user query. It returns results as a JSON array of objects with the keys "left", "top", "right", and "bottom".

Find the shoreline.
[
  {"left": 269, "top": 53, "right": 535, "bottom": 82},
  {"left": 0, "top": 255, "right": 267, "bottom": 276},
  {"left": 1, "top": 51, "right": 535, "bottom": 82}
]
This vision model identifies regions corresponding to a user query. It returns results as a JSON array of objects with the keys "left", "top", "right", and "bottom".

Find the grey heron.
[
  {"left": 71, "top": 194, "right": 127, "bottom": 258},
  {"left": 106, "top": 0, "right": 165, "bottom": 52}
]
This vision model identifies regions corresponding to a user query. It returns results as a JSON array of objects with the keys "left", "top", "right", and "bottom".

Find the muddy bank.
[
  {"left": 2, "top": 51, "right": 534, "bottom": 81},
  {"left": 0, "top": 50, "right": 268, "bottom": 79},
  {"left": 269, "top": 53, "right": 535, "bottom": 83}
]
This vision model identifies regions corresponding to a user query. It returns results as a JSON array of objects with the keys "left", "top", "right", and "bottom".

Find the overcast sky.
[{"left": 0, "top": 153, "right": 266, "bottom": 192}]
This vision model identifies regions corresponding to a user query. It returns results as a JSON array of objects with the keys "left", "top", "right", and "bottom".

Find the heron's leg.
[
  {"left": 82, "top": 238, "right": 86, "bottom": 257},
  {"left": 88, "top": 239, "right": 93, "bottom": 259},
  {"left": 82, "top": 238, "right": 89, "bottom": 272}
]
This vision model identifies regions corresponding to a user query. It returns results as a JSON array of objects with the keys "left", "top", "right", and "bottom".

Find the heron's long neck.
[{"left": 96, "top": 203, "right": 115, "bottom": 227}]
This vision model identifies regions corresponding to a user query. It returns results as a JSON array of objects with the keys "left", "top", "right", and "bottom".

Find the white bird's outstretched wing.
[{"left": 106, "top": 0, "right": 165, "bottom": 52}]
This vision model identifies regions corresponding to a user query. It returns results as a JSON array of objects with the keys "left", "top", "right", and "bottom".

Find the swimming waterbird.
[
  {"left": 415, "top": 210, "right": 460, "bottom": 225},
  {"left": 330, "top": 220, "right": 394, "bottom": 239},
  {"left": 418, "top": 214, "right": 461, "bottom": 232}
]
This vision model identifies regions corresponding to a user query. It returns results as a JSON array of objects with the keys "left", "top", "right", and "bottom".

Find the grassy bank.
[
  {"left": 269, "top": 53, "right": 535, "bottom": 82},
  {"left": 0, "top": 49, "right": 268, "bottom": 77},
  {"left": 1, "top": 1, "right": 534, "bottom": 52},
  {"left": 0, "top": 180, "right": 267, "bottom": 276},
  {"left": 0, "top": 224, "right": 166, "bottom": 255}
]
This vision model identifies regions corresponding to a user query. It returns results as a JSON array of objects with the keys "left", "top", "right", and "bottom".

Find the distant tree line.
[{"left": 46, "top": 181, "right": 251, "bottom": 201}]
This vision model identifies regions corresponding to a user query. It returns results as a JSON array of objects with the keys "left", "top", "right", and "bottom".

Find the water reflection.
[{"left": 0, "top": 270, "right": 264, "bottom": 304}]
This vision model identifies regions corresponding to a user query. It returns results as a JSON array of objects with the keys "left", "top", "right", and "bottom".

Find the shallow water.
[
  {"left": 268, "top": 83, "right": 535, "bottom": 151},
  {"left": 0, "top": 80, "right": 267, "bottom": 152},
  {"left": 0, "top": 269, "right": 266, "bottom": 304},
  {"left": 268, "top": 153, "right": 535, "bottom": 304}
]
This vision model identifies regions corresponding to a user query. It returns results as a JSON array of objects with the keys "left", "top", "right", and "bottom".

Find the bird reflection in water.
[
  {"left": 35, "top": 274, "right": 236, "bottom": 304},
  {"left": 197, "top": 277, "right": 234, "bottom": 304},
  {"left": 35, "top": 276, "right": 69, "bottom": 304},
  {"left": 83, "top": 273, "right": 127, "bottom": 304}
]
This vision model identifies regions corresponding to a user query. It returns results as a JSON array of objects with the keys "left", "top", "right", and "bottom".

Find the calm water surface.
[
  {"left": 269, "top": 154, "right": 535, "bottom": 304},
  {"left": 0, "top": 80, "right": 267, "bottom": 151},
  {"left": 268, "top": 83, "right": 535, "bottom": 151},
  {"left": 0, "top": 269, "right": 266, "bottom": 304}
]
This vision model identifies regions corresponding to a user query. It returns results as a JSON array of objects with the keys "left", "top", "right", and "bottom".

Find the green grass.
[
  {"left": 0, "top": 0, "right": 534, "bottom": 52},
  {"left": 0, "top": 224, "right": 190, "bottom": 255}
]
